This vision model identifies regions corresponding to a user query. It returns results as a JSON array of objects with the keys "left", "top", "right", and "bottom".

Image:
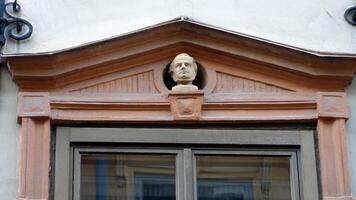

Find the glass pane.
[
  {"left": 196, "top": 156, "right": 291, "bottom": 200},
  {"left": 80, "top": 153, "right": 176, "bottom": 200}
]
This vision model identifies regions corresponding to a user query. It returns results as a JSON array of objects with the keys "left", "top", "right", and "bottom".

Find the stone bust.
[{"left": 169, "top": 53, "right": 198, "bottom": 91}]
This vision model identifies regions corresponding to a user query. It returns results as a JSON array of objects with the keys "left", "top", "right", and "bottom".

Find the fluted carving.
[
  {"left": 213, "top": 72, "right": 294, "bottom": 94},
  {"left": 71, "top": 71, "right": 159, "bottom": 94}
]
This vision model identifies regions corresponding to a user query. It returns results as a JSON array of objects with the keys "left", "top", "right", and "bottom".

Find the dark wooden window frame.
[{"left": 55, "top": 127, "right": 319, "bottom": 200}]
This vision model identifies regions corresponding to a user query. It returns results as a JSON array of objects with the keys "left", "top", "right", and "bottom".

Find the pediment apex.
[
  {"left": 7, "top": 19, "right": 356, "bottom": 91},
  {"left": 6, "top": 17, "right": 356, "bottom": 58}
]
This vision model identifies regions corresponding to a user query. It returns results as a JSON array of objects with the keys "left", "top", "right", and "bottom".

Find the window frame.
[
  {"left": 72, "top": 148, "right": 182, "bottom": 200},
  {"left": 54, "top": 127, "right": 319, "bottom": 200}
]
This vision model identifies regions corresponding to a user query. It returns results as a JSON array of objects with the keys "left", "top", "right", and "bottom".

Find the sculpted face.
[{"left": 169, "top": 53, "right": 197, "bottom": 85}]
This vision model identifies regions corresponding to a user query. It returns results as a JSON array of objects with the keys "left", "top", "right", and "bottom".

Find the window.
[
  {"left": 77, "top": 152, "right": 176, "bottom": 200},
  {"left": 54, "top": 127, "right": 319, "bottom": 200}
]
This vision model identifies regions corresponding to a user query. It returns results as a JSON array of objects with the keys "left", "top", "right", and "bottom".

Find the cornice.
[
  {"left": 6, "top": 20, "right": 356, "bottom": 91},
  {"left": 4, "top": 17, "right": 356, "bottom": 58}
]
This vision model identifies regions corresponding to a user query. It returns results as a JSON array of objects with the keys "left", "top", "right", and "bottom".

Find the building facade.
[{"left": 1, "top": 1, "right": 356, "bottom": 200}]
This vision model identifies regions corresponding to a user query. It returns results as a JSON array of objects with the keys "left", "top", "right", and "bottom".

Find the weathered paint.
[{"left": 0, "top": 66, "right": 19, "bottom": 200}]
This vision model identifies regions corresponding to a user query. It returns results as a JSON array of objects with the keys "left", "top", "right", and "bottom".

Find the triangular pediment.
[
  {"left": 63, "top": 63, "right": 296, "bottom": 97},
  {"left": 7, "top": 20, "right": 355, "bottom": 96}
]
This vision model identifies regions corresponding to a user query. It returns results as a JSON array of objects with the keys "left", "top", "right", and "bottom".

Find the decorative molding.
[
  {"left": 168, "top": 91, "right": 204, "bottom": 120},
  {"left": 18, "top": 92, "right": 50, "bottom": 119},
  {"left": 317, "top": 92, "right": 348, "bottom": 119},
  {"left": 7, "top": 21, "right": 356, "bottom": 91},
  {"left": 202, "top": 100, "right": 317, "bottom": 122},
  {"left": 213, "top": 72, "right": 294, "bottom": 94},
  {"left": 6, "top": 19, "right": 356, "bottom": 200},
  {"left": 18, "top": 118, "right": 50, "bottom": 200},
  {"left": 70, "top": 70, "right": 159, "bottom": 94},
  {"left": 45, "top": 95, "right": 317, "bottom": 123},
  {"left": 317, "top": 119, "right": 352, "bottom": 200}
]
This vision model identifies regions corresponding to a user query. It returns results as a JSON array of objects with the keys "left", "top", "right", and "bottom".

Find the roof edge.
[{"left": 2, "top": 17, "right": 356, "bottom": 58}]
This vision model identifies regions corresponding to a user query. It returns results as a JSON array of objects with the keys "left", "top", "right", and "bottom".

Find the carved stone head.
[{"left": 169, "top": 53, "right": 198, "bottom": 91}]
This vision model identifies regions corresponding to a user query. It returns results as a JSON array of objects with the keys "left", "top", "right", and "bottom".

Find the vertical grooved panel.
[
  {"left": 213, "top": 72, "right": 294, "bottom": 94},
  {"left": 18, "top": 118, "right": 50, "bottom": 200},
  {"left": 71, "top": 71, "right": 159, "bottom": 94}
]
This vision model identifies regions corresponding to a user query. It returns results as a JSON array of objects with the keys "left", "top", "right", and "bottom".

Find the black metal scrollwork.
[
  {"left": 0, "top": 0, "right": 33, "bottom": 47},
  {"left": 345, "top": 5, "right": 356, "bottom": 25}
]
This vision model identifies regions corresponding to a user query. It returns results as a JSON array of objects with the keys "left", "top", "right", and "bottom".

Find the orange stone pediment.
[
  {"left": 7, "top": 20, "right": 355, "bottom": 95},
  {"left": 7, "top": 19, "right": 356, "bottom": 123},
  {"left": 53, "top": 57, "right": 299, "bottom": 98}
]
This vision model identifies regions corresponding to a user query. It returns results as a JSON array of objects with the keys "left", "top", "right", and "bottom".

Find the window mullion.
[
  {"left": 177, "top": 150, "right": 185, "bottom": 200},
  {"left": 72, "top": 149, "right": 81, "bottom": 200},
  {"left": 183, "top": 148, "right": 195, "bottom": 200}
]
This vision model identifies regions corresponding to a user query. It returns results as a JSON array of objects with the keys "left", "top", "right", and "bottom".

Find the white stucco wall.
[
  {"left": 347, "top": 75, "right": 356, "bottom": 195},
  {"left": 0, "top": 66, "right": 19, "bottom": 200},
  {"left": 2, "top": 0, "right": 356, "bottom": 55}
]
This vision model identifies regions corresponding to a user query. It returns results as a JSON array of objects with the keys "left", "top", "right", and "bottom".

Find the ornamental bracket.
[{"left": 0, "top": 0, "right": 33, "bottom": 48}]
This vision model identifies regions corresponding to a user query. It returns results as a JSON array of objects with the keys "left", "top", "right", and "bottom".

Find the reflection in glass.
[
  {"left": 80, "top": 154, "right": 176, "bottom": 200},
  {"left": 196, "top": 156, "right": 291, "bottom": 200}
]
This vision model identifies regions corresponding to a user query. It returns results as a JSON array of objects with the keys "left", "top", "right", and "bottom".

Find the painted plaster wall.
[
  {"left": 2, "top": 0, "right": 356, "bottom": 55},
  {"left": 0, "top": 66, "right": 19, "bottom": 200},
  {"left": 347, "top": 75, "right": 356, "bottom": 195}
]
